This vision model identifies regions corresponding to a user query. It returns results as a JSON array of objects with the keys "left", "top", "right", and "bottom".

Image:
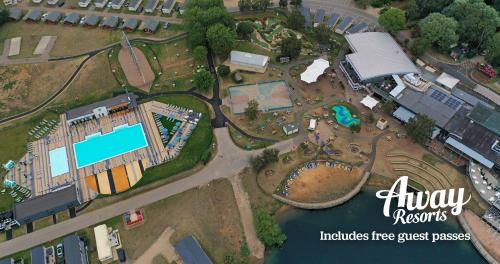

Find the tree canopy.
[
  {"left": 287, "top": 9, "right": 305, "bottom": 31},
  {"left": 207, "top": 23, "right": 236, "bottom": 57},
  {"left": 0, "top": 8, "right": 9, "bottom": 27},
  {"left": 280, "top": 35, "right": 302, "bottom": 59},
  {"left": 236, "top": 21, "right": 255, "bottom": 39},
  {"left": 193, "top": 69, "right": 214, "bottom": 91},
  {"left": 290, "top": 0, "right": 301, "bottom": 6},
  {"left": 407, "top": 0, "right": 453, "bottom": 20},
  {"left": 485, "top": 32, "right": 500, "bottom": 66},
  {"left": 218, "top": 65, "right": 231, "bottom": 77},
  {"left": 443, "top": 0, "right": 500, "bottom": 49},
  {"left": 378, "top": 8, "right": 406, "bottom": 32},
  {"left": 410, "top": 37, "right": 431, "bottom": 56},
  {"left": 254, "top": 208, "right": 287, "bottom": 248},
  {"left": 279, "top": 0, "right": 287, "bottom": 8},
  {"left": 419, "top": 13, "right": 459, "bottom": 51},
  {"left": 406, "top": 114, "right": 435, "bottom": 145},
  {"left": 244, "top": 99, "right": 259, "bottom": 121},
  {"left": 250, "top": 148, "right": 280, "bottom": 172},
  {"left": 192, "top": 46, "right": 208, "bottom": 63}
]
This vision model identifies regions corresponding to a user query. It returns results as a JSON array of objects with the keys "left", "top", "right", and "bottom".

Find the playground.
[{"left": 228, "top": 81, "right": 293, "bottom": 114}]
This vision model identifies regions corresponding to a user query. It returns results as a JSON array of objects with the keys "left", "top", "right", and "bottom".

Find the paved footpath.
[{"left": 0, "top": 128, "right": 298, "bottom": 258}]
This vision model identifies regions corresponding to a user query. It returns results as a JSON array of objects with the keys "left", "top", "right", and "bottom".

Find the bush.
[
  {"left": 410, "top": 38, "right": 431, "bottom": 56},
  {"left": 218, "top": 65, "right": 230, "bottom": 77},
  {"left": 250, "top": 148, "right": 280, "bottom": 172},
  {"left": 254, "top": 208, "right": 287, "bottom": 248}
]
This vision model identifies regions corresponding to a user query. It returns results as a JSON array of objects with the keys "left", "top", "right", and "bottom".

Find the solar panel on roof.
[{"left": 430, "top": 89, "right": 446, "bottom": 102}]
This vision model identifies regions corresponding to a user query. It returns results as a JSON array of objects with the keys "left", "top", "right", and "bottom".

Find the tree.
[
  {"left": 406, "top": 114, "right": 435, "bottom": 145},
  {"left": 254, "top": 208, "right": 287, "bottom": 248},
  {"left": 410, "top": 37, "right": 431, "bottom": 56},
  {"left": 236, "top": 21, "right": 255, "bottom": 39},
  {"left": 251, "top": 0, "right": 271, "bottom": 10},
  {"left": 192, "top": 46, "right": 208, "bottom": 64},
  {"left": 350, "top": 124, "right": 361, "bottom": 133},
  {"left": 249, "top": 148, "right": 279, "bottom": 172},
  {"left": 193, "top": 69, "right": 214, "bottom": 91},
  {"left": 280, "top": 35, "right": 302, "bottom": 59},
  {"left": 244, "top": 99, "right": 259, "bottom": 121},
  {"left": 407, "top": 0, "right": 453, "bottom": 20},
  {"left": 187, "top": 23, "right": 207, "bottom": 49},
  {"left": 0, "top": 8, "right": 8, "bottom": 27},
  {"left": 287, "top": 9, "right": 305, "bottom": 31},
  {"left": 238, "top": 0, "right": 252, "bottom": 11},
  {"left": 279, "top": 0, "right": 287, "bottom": 8},
  {"left": 419, "top": 13, "right": 459, "bottom": 51},
  {"left": 485, "top": 33, "right": 500, "bottom": 66},
  {"left": 443, "top": 0, "right": 500, "bottom": 49},
  {"left": 313, "top": 24, "right": 330, "bottom": 43},
  {"left": 290, "top": 0, "right": 301, "bottom": 6},
  {"left": 378, "top": 8, "right": 406, "bottom": 32},
  {"left": 381, "top": 100, "right": 395, "bottom": 115},
  {"left": 207, "top": 23, "right": 236, "bottom": 57},
  {"left": 218, "top": 65, "right": 230, "bottom": 76}
]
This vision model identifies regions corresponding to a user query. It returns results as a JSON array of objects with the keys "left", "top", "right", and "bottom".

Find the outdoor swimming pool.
[
  {"left": 49, "top": 147, "right": 70, "bottom": 177},
  {"left": 73, "top": 123, "right": 149, "bottom": 169},
  {"left": 332, "top": 105, "right": 360, "bottom": 127}
]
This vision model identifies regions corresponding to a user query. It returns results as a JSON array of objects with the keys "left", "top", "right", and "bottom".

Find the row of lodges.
[
  {"left": 77, "top": 0, "right": 176, "bottom": 14},
  {"left": 8, "top": 8, "right": 163, "bottom": 33},
  {"left": 299, "top": 6, "right": 369, "bottom": 34}
]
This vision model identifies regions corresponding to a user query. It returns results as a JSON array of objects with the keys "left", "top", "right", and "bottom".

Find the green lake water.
[{"left": 266, "top": 190, "right": 486, "bottom": 264}]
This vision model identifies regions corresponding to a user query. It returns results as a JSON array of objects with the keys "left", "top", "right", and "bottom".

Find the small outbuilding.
[
  {"left": 283, "top": 123, "right": 299, "bottom": 135},
  {"left": 122, "top": 18, "right": 139, "bottom": 31},
  {"left": 24, "top": 9, "right": 42, "bottom": 22},
  {"left": 94, "top": 0, "right": 109, "bottom": 8},
  {"left": 360, "top": 95, "right": 379, "bottom": 110},
  {"left": 94, "top": 224, "right": 112, "bottom": 262},
  {"left": 376, "top": 118, "right": 388, "bottom": 130},
  {"left": 161, "top": 0, "right": 175, "bottom": 14},
  {"left": 63, "top": 12, "right": 81, "bottom": 25},
  {"left": 308, "top": 118, "right": 317, "bottom": 131},
  {"left": 128, "top": 0, "right": 142, "bottom": 11},
  {"left": 229, "top": 50, "right": 270, "bottom": 73},
  {"left": 300, "top": 58, "right": 329, "bottom": 84},
  {"left": 82, "top": 15, "right": 100, "bottom": 27},
  {"left": 144, "top": 0, "right": 159, "bottom": 12},
  {"left": 101, "top": 16, "right": 119, "bottom": 29},
  {"left": 110, "top": 0, "right": 126, "bottom": 9},
  {"left": 436, "top": 72, "right": 460, "bottom": 90},
  {"left": 78, "top": 0, "right": 91, "bottom": 7},
  {"left": 8, "top": 8, "right": 22, "bottom": 21},
  {"left": 45, "top": 11, "right": 62, "bottom": 24},
  {"left": 143, "top": 19, "right": 159, "bottom": 33}
]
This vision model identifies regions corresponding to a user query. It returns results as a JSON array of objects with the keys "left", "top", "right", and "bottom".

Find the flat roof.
[
  {"left": 474, "top": 84, "right": 500, "bottom": 107},
  {"left": 346, "top": 22, "right": 368, "bottom": 34},
  {"left": 66, "top": 93, "right": 136, "bottom": 121},
  {"left": 468, "top": 102, "right": 500, "bottom": 136},
  {"left": 395, "top": 87, "right": 462, "bottom": 127},
  {"left": 326, "top": 13, "right": 340, "bottom": 27},
  {"left": 31, "top": 246, "right": 44, "bottom": 264},
  {"left": 451, "top": 88, "right": 494, "bottom": 108},
  {"left": 336, "top": 16, "right": 353, "bottom": 31},
  {"left": 230, "top": 50, "right": 269, "bottom": 68},
  {"left": 345, "top": 32, "right": 419, "bottom": 81},
  {"left": 175, "top": 236, "right": 213, "bottom": 264},
  {"left": 436, "top": 72, "right": 459, "bottom": 90},
  {"left": 14, "top": 185, "right": 80, "bottom": 224},
  {"left": 393, "top": 106, "right": 415, "bottom": 123},
  {"left": 94, "top": 224, "right": 112, "bottom": 261},
  {"left": 64, "top": 235, "right": 88, "bottom": 264}
]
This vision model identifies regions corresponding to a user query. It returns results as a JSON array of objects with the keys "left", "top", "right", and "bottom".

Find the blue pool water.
[
  {"left": 332, "top": 105, "right": 360, "bottom": 127},
  {"left": 49, "top": 147, "right": 70, "bottom": 177},
  {"left": 73, "top": 123, "right": 148, "bottom": 169}
]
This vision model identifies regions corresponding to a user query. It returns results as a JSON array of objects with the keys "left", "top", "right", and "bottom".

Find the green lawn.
[
  {"left": 228, "top": 125, "right": 272, "bottom": 150},
  {"left": 136, "top": 95, "right": 213, "bottom": 187}
]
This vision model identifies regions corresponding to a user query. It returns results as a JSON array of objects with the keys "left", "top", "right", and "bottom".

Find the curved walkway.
[{"left": 458, "top": 211, "right": 499, "bottom": 264}]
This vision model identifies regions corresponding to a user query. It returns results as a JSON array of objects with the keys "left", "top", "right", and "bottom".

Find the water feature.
[{"left": 332, "top": 105, "right": 360, "bottom": 127}]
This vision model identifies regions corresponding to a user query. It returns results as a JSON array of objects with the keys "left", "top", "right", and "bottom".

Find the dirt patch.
[
  {"left": 118, "top": 47, "right": 155, "bottom": 92},
  {"left": 133, "top": 227, "right": 181, "bottom": 263},
  {"left": 288, "top": 165, "right": 363, "bottom": 203},
  {"left": 463, "top": 210, "right": 500, "bottom": 262},
  {"left": 0, "top": 59, "right": 82, "bottom": 118}
]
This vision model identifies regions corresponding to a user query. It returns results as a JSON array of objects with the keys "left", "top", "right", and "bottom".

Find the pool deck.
[{"left": 7, "top": 101, "right": 191, "bottom": 203}]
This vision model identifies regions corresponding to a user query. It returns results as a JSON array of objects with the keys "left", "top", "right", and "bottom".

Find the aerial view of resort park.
[{"left": 0, "top": 0, "right": 499, "bottom": 262}]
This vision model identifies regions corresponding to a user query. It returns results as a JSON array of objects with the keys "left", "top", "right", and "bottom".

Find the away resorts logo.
[{"left": 375, "top": 176, "right": 471, "bottom": 225}]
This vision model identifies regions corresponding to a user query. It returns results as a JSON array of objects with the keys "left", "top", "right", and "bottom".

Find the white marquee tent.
[
  {"left": 360, "top": 95, "right": 379, "bottom": 110},
  {"left": 436, "top": 72, "right": 459, "bottom": 90},
  {"left": 300, "top": 58, "right": 330, "bottom": 84}
]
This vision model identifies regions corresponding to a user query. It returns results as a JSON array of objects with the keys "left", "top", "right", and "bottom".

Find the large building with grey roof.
[{"left": 229, "top": 50, "right": 270, "bottom": 73}]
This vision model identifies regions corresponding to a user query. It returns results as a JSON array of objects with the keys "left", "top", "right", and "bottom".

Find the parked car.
[
  {"left": 56, "top": 243, "right": 64, "bottom": 258},
  {"left": 117, "top": 249, "right": 126, "bottom": 263},
  {"left": 163, "top": 22, "right": 169, "bottom": 29}
]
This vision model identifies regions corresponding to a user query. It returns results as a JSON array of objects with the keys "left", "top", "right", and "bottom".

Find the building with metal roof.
[
  {"left": 128, "top": 0, "right": 142, "bottom": 11},
  {"left": 474, "top": 84, "right": 500, "bottom": 107},
  {"left": 24, "top": 9, "right": 42, "bottom": 22},
  {"left": 13, "top": 185, "right": 80, "bottom": 225},
  {"left": 82, "top": 15, "right": 100, "bottom": 27},
  {"left": 334, "top": 16, "right": 353, "bottom": 34},
  {"left": 161, "top": 0, "right": 175, "bottom": 14},
  {"left": 175, "top": 236, "right": 213, "bottom": 264},
  {"left": 45, "top": 11, "right": 62, "bottom": 23},
  {"left": 63, "top": 12, "right": 81, "bottom": 25},
  {"left": 299, "top": 6, "right": 311, "bottom": 28},
  {"left": 110, "top": 0, "right": 125, "bottom": 9},
  {"left": 0, "top": 258, "right": 14, "bottom": 264},
  {"left": 145, "top": 0, "right": 159, "bottom": 12},
  {"left": 94, "top": 224, "right": 113, "bottom": 262},
  {"left": 94, "top": 0, "right": 108, "bottom": 8},
  {"left": 143, "top": 19, "right": 159, "bottom": 33},
  {"left": 283, "top": 123, "right": 299, "bottom": 135},
  {"left": 31, "top": 246, "right": 45, "bottom": 264},
  {"left": 63, "top": 235, "right": 88, "bottom": 264},
  {"left": 229, "top": 50, "right": 269, "bottom": 73},
  {"left": 343, "top": 32, "right": 419, "bottom": 82},
  {"left": 313, "top": 9, "right": 325, "bottom": 27},
  {"left": 346, "top": 22, "right": 368, "bottom": 34},
  {"left": 78, "top": 0, "right": 91, "bottom": 7},
  {"left": 66, "top": 93, "right": 137, "bottom": 125},
  {"left": 326, "top": 13, "right": 340, "bottom": 28},
  {"left": 8, "top": 8, "right": 22, "bottom": 21},
  {"left": 122, "top": 18, "right": 139, "bottom": 31},
  {"left": 395, "top": 87, "right": 463, "bottom": 128},
  {"left": 451, "top": 88, "right": 494, "bottom": 109},
  {"left": 101, "top": 16, "right": 119, "bottom": 28},
  {"left": 468, "top": 102, "right": 500, "bottom": 136}
]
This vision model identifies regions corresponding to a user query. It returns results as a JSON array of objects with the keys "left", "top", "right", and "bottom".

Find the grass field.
[
  {"left": 228, "top": 125, "right": 272, "bottom": 150},
  {"left": 0, "top": 21, "right": 185, "bottom": 58},
  {"left": 137, "top": 95, "right": 213, "bottom": 186},
  {"left": 0, "top": 59, "right": 83, "bottom": 119}
]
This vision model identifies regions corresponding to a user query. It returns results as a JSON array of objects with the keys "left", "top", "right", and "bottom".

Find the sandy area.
[
  {"left": 463, "top": 210, "right": 500, "bottom": 262},
  {"left": 118, "top": 47, "right": 155, "bottom": 92},
  {"left": 288, "top": 165, "right": 363, "bottom": 203}
]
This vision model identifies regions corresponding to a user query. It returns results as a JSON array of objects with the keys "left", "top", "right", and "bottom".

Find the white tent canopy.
[
  {"left": 360, "top": 95, "right": 379, "bottom": 110},
  {"left": 300, "top": 58, "right": 329, "bottom": 84},
  {"left": 436, "top": 72, "right": 459, "bottom": 90}
]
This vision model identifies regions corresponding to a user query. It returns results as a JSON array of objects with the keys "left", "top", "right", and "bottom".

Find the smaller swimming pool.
[
  {"left": 332, "top": 105, "right": 360, "bottom": 127},
  {"left": 49, "top": 147, "right": 70, "bottom": 177}
]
